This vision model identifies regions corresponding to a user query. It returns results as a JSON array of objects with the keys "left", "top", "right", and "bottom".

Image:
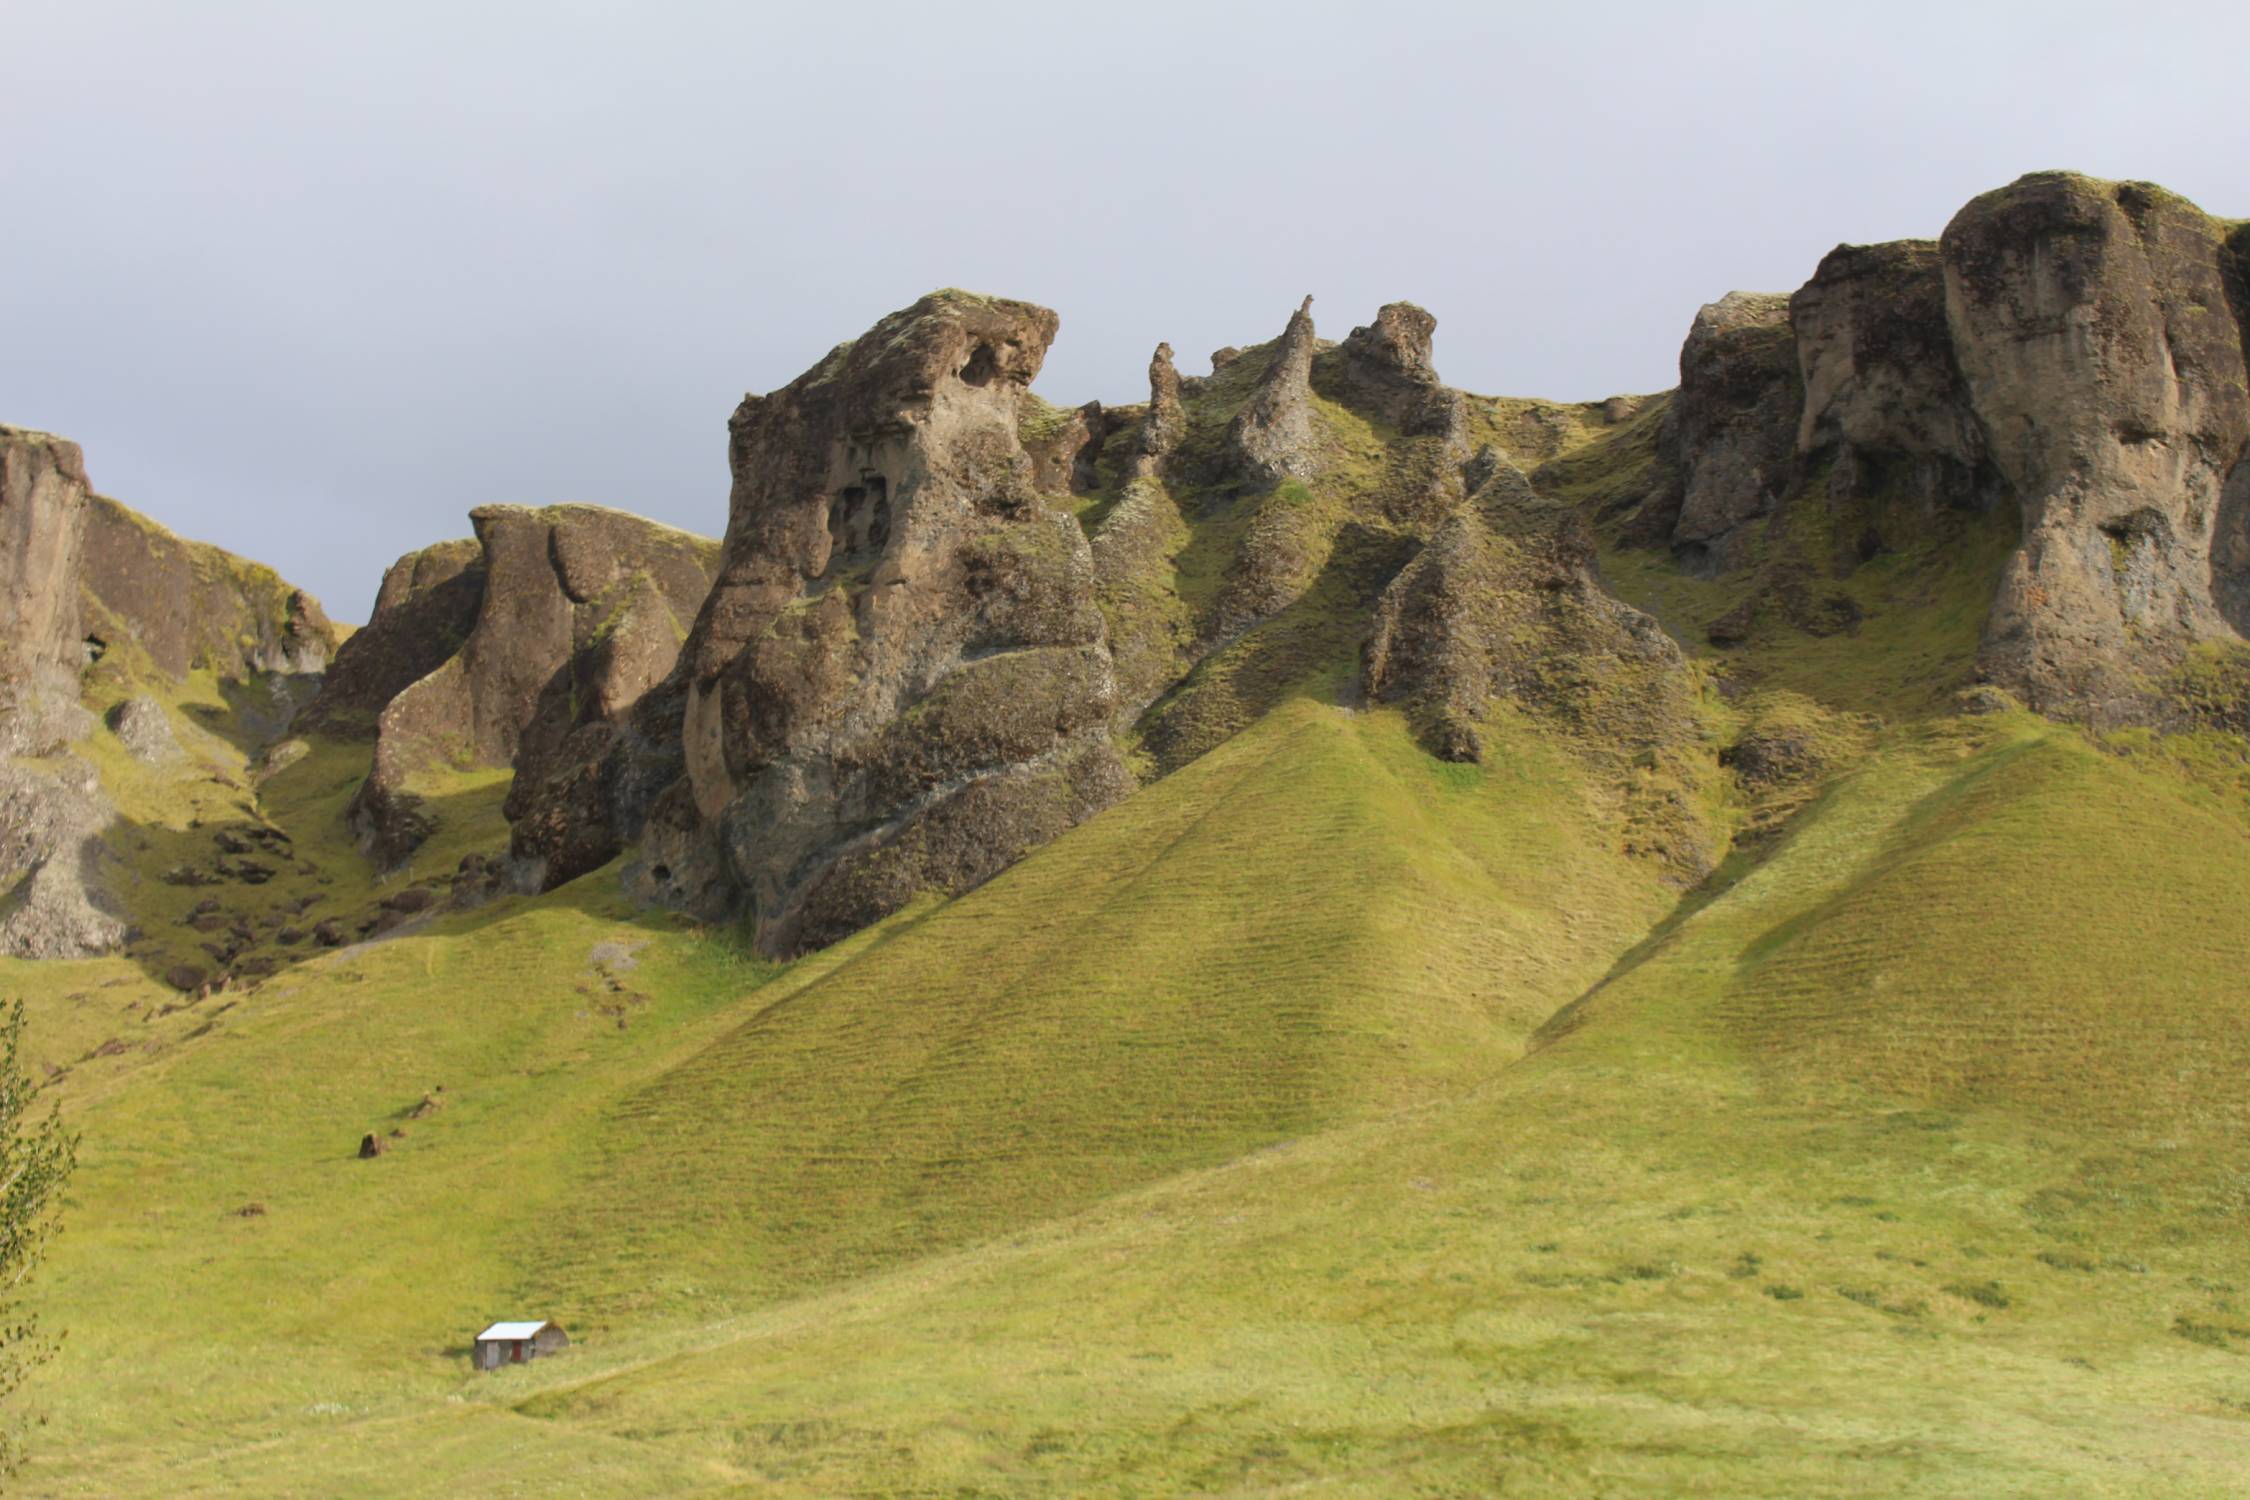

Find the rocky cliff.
[
  {"left": 10, "top": 169, "right": 2245, "bottom": 967},
  {"left": 0, "top": 425, "right": 343, "bottom": 957},
  {"left": 0, "top": 428, "right": 95, "bottom": 757},
  {"left": 1623, "top": 171, "right": 2250, "bottom": 721},
  {"left": 311, "top": 504, "right": 718, "bottom": 868},
  {"left": 606, "top": 292, "right": 1132, "bottom": 953}
]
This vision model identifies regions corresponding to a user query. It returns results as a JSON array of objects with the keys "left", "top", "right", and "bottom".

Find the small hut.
[{"left": 472, "top": 1319, "right": 569, "bottom": 1370}]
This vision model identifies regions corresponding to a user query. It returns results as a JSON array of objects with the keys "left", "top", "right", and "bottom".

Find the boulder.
[{"left": 108, "top": 695, "right": 184, "bottom": 765}]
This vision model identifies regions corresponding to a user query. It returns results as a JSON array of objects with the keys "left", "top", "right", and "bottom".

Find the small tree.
[{"left": 0, "top": 1001, "right": 75, "bottom": 1477}]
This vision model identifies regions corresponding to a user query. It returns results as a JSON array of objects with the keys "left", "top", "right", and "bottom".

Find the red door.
[{"left": 511, "top": 1341, "right": 525, "bottom": 1363}]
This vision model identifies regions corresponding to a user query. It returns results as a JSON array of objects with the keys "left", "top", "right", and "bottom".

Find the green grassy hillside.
[{"left": 13, "top": 689, "right": 2250, "bottom": 1495}]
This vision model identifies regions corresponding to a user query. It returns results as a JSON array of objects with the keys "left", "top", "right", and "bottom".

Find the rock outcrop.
[
  {"left": 0, "top": 759, "right": 123, "bottom": 959},
  {"left": 1323, "top": 302, "right": 1458, "bottom": 436},
  {"left": 1017, "top": 397, "right": 1110, "bottom": 497},
  {"left": 1362, "top": 495, "right": 1712, "bottom": 880},
  {"left": 14, "top": 168, "right": 2238, "bottom": 965},
  {"left": 1317, "top": 301, "right": 1472, "bottom": 524},
  {"left": 1942, "top": 174, "right": 2250, "bottom": 717},
  {"left": 624, "top": 291, "right": 1130, "bottom": 954},
  {"left": 1650, "top": 292, "right": 1801, "bottom": 565},
  {"left": 3, "top": 423, "right": 339, "bottom": 712},
  {"left": 1790, "top": 241, "right": 1995, "bottom": 517},
  {"left": 1364, "top": 498, "right": 1693, "bottom": 769},
  {"left": 1, "top": 426, "right": 340, "bottom": 963},
  {"left": 1223, "top": 296, "right": 1323, "bottom": 488},
  {"left": 1636, "top": 173, "right": 2250, "bottom": 721},
  {"left": 1127, "top": 342, "right": 1185, "bottom": 481},
  {"left": 77, "top": 494, "right": 335, "bottom": 684},
  {"left": 345, "top": 504, "right": 717, "bottom": 868},
  {"left": 0, "top": 427, "right": 95, "bottom": 755},
  {"left": 298, "top": 537, "right": 485, "bottom": 736}
]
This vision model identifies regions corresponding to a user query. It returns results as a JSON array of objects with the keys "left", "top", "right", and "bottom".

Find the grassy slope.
[
  {"left": 535, "top": 701, "right": 1674, "bottom": 1317},
  {"left": 21, "top": 706, "right": 2248, "bottom": 1496},
  {"left": 15, "top": 701, "right": 1682, "bottom": 1494}
]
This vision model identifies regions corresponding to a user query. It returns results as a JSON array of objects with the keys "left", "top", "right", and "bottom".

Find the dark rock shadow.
[{"left": 2214, "top": 449, "right": 2250, "bottom": 637}]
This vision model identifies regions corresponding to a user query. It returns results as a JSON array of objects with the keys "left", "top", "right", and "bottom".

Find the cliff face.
[
  {"left": 1944, "top": 176, "right": 2250, "bottom": 716},
  {"left": 321, "top": 504, "right": 717, "bottom": 868},
  {"left": 621, "top": 292, "right": 1130, "bottom": 953},
  {"left": 78, "top": 494, "right": 335, "bottom": 685},
  {"left": 1628, "top": 172, "right": 2250, "bottom": 720},
  {"left": 0, "top": 428, "right": 93, "bottom": 756},
  {"left": 0, "top": 425, "right": 342, "bottom": 958},
  {"left": 12, "top": 170, "right": 2245, "bottom": 967},
  {"left": 1647, "top": 292, "right": 1801, "bottom": 565},
  {"left": 1, "top": 425, "right": 339, "bottom": 741},
  {"left": 297, "top": 537, "right": 485, "bottom": 737}
]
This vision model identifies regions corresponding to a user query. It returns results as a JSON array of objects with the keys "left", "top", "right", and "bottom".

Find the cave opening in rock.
[
  {"left": 959, "top": 343, "right": 998, "bottom": 387},
  {"left": 830, "top": 485, "right": 865, "bottom": 556}
]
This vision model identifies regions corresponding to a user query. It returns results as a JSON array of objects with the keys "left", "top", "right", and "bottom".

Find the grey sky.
[{"left": 5, "top": 1, "right": 2244, "bottom": 623}]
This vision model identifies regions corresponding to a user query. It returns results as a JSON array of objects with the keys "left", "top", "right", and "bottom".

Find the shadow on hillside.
[
  {"left": 1135, "top": 520, "right": 1417, "bottom": 772},
  {"left": 173, "top": 671, "right": 328, "bottom": 761},
  {"left": 1527, "top": 733, "right": 2043, "bottom": 1054},
  {"left": 92, "top": 767, "right": 570, "bottom": 996}
]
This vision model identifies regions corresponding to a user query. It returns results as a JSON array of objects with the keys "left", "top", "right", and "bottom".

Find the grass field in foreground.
[{"left": 12, "top": 704, "right": 2250, "bottom": 1495}]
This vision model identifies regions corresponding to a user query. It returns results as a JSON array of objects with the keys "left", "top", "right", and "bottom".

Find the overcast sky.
[{"left": 5, "top": 1, "right": 2245, "bottom": 622}]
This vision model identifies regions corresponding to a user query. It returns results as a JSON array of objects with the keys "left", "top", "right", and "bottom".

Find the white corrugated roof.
[{"left": 475, "top": 1320, "right": 552, "bottom": 1341}]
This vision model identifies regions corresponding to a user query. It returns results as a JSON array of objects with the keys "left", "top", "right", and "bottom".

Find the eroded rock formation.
[
  {"left": 1944, "top": 175, "right": 2250, "bottom": 717},
  {"left": 78, "top": 494, "right": 335, "bottom": 685},
  {"left": 1223, "top": 295, "right": 1322, "bottom": 488},
  {"left": 615, "top": 291, "right": 1130, "bottom": 954},
  {"left": 1, "top": 426, "right": 341, "bottom": 959},
  {"left": 338, "top": 504, "right": 717, "bottom": 867},
  {"left": 0, "top": 427, "right": 94, "bottom": 755},
  {"left": 1323, "top": 302, "right": 1457, "bottom": 436},
  {"left": 1631, "top": 172, "right": 2250, "bottom": 719},
  {"left": 298, "top": 537, "right": 485, "bottom": 736},
  {"left": 1649, "top": 292, "right": 1801, "bottom": 565},
  {"left": 13, "top": 168, "right": 2244, "bottom": 966},
  {"left": 0, "top": 759, "right": 123, "bottom": 959},
  {"left": 1365, "top": 486, "right": 1693, "bottom": 771},
  {"left": 1128, "top": 342, "right": 1184, "bottom": 481}
]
